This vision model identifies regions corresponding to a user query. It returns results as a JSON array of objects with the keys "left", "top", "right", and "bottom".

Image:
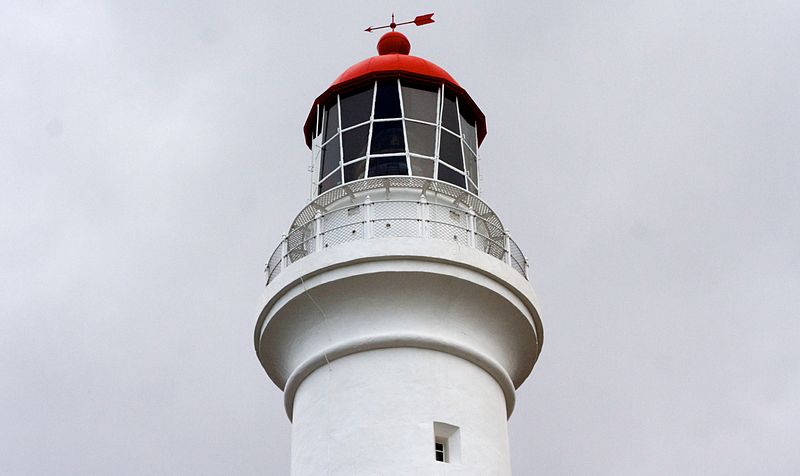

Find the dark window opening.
[
  {"left": 439, "top": 131, "right": 463, "bottom": 171},
  {"left": 370, "top": 121, "right": 405, "bottom": 155},
  {"left": 320, "top": 137, "right": 340, "bottom": 179},
  {"left": 368, "top": 155, "right": 408, "bottom": 177},
  {"left": 315, "top": 106, "right": 323, "bottom": 138},
  {"left": 318, "top": 168, "right": 342, "bottom": 194},
  {"left": 405, "top": 121, "right": 436, "bottom": 157},
  {"left": 324, "top": 102, "right": 339, "bottom": 141},
  {"left": 441, "top": 89, "right": 459, "bottom": 133},
  {"left": 463, "top": 143, "right": 477, "bottom": 182},
  {"left": 342, "top": 124, "right": 369, "bottom": 162},
  {"left": 374, "top": 80, "right": 402, "bottom": 119},
  {"left": 402, "top": 82, "right": 438, "bottom": 123},
  {"left": 438, "top": 165, "right": 466, "bottom": 188},
  {"left": 410, "top": 157, "right": 434, "bottom": 178},
  {"left": 344, "top": 159, "right": 366, "bottom": 182},
  {"left": 340, "top": 86, "right": 373, "bottom": 129},
  {"left": 459, "top": 99, "right": 477, "bottom": 152},
  {"left": 435, "top": 441, "right": 446, "bottom": 463}
]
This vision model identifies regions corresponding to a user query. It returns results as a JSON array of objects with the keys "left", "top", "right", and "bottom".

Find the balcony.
[{"left": 265, "top": 177, "right": 528, "bottom": 285}]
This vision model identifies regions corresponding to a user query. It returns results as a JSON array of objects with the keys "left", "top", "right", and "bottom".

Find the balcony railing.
[{"left": 265, "top": 193, "right": 528, "bottom": 285}]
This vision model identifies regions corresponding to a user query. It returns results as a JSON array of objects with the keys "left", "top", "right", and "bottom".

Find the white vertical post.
[
  {"left": 421, "top": 194, "right": 431, "bottom": 237},
  {"left": 503, "top": 229, "right": 511, "bottom": 265},
  {"left": 524, "top": 257, "right": 530, "bottom": 280},
  {"left": 314, "top": 211, "right": 323, "bottom": 252},
  {"left": 467, "top": 207, "right": 476, "bottom": 248},
  {"left": 364, "top": 195, "right": 373, "bottom": 239},
  {"left": 418, "top": 195, "right": 427, "bottom": 237},
  {"left": 280, "top": 233, "right": 289, "bottom": 268}
]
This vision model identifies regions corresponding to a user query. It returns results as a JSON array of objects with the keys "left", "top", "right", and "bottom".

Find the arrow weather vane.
[{"left": 364, "top": 13, "right": 435, "bottom": 33}]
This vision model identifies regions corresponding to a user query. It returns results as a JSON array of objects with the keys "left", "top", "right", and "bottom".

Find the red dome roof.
[{"left": 303, "top": 33, "right": 486, "bottom": 149}]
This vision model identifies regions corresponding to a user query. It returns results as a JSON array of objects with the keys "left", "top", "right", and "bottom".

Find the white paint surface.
[
  {"left": 291, "top": 348, "right": 512, "bottom": 476},
  {"left": 256, "top": 235, "right": 542, "bottom": 474}
]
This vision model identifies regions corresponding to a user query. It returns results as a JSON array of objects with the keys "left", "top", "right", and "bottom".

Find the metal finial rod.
[{"left": 364, "top": 13, "right": 434, "bottom": 33}]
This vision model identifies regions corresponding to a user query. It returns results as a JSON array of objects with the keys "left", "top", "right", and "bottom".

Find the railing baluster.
[
  {"left": 503, "top": 229, "right": 511, "bottom": 265},
  {"left": 364, "top": 195, "right": 373, "bottom": 239},
  {"left": 314, "top": 211, "right": 323, "bottom": 252},
  {"left": 418, "top": 195, "right": 428, "bottom": 237},
  {"left": 280, "top": 233, "right": 289, "bottom": 269},
  {"left": 467, "top": 207, "right": 476, "bottom": 248}
]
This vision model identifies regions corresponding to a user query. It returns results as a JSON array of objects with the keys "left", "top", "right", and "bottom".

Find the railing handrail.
[
  {"left": 288, "top": 176, "right": 506, "bottom": 235},
  {"left": 265, "top": 196, "right": 529, "bottom": 285}
]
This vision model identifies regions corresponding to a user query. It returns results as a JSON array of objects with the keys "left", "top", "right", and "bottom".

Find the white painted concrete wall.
[
  {"left": 291, "top": 348, "right": 512, "bottom": 476},
  {"left": 256, "top": 237, "right": 543, "bottom": 475}
]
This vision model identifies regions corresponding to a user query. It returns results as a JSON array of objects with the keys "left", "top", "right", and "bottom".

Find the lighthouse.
[{"left": 256, "top": 21, "right": 543, "bottom": 475}]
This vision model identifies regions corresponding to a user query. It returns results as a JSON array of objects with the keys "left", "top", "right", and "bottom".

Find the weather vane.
[{"left": 364, "top": 13, "right": 435, "bottom": 33}]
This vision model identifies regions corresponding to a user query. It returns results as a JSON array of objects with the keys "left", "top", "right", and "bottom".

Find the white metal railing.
[{"left": 265, "top": 196, "right": 529, "bottom": 284}]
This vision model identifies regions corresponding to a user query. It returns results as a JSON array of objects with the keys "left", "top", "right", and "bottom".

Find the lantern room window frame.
[{"left": 312, "top": 79, "right": 480, "bottom": 196}]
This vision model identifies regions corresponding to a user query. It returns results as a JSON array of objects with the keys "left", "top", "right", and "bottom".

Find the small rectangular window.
[
  {"left": 435, "top": 440, "right": 447, "bottom": 462},
  {"left": 433, "top": 421, "right": 460, "bottom": 464}
]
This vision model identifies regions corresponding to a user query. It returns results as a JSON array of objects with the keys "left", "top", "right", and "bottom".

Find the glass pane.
[
  {"left": 342, "top": 124, "right": 369, "bottom": 162},
  {"left": 410, "top": 157, "right": 434, "bottom": 178},
  {"left": 370, "top": 121, "right": 405, "bottom": 154},
  {"left": 318, "top": 168, "right": 342, "bottom": 194},
  {"left": 344, "top": 159, "right": 366, "bottom": 182},
  {"left": 463, "top": 143, "right": 477, "bottom": 182},
  {"left": 368, "top": 155, "right": 408, "bottom": 177},
  {"left": 374, "top": 80, "right": 401, "bottom": 119},
  {"left": 468, "top": 179, "right": 478, "bottom": 194},
  {"left": 439, "top": 130, "right": 463, "bottom": 170},
  {"left": 459, "top": 100, "right": 477, "bottom": 152},
  {"left": 320, "top": 136, "right": 340, "bottom": 179},
  {"left": 438, "top": 164, "right": 466, "bottom": 188},
  {"left": 405, "top": 121, "right": 436, "bottom": 157},
  {"left": 315, "top": 106, "right": 322, "bottom": 137},
  {"left": 401, "top": 82, "right": 438, "bottom": 122},
  {"left": 324, "top": 102, "right": 339, "bottom": 141},
  {"left": 441, "top": 90, "right": 459, "bottom": 133},
  {"left": 340, "top": 86, "right": 373, "bottom": 129}
]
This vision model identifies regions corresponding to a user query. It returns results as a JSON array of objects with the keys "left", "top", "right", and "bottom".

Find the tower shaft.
[{"left": 292, "top": 348, "right": 511, "bottom": 475}]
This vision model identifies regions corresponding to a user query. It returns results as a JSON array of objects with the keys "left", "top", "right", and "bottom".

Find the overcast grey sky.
[{"left": 2, "top": 1, "right": 799, "bottom": 474}]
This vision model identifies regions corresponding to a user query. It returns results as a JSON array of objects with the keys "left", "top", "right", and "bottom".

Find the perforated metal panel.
[{"left": 264, "top": 178, "right": 528, "bottom": 285}]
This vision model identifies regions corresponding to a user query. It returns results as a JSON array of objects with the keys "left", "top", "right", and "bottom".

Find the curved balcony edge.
[{"left": 264, "top": 181, "right": 530, "bottom": 285}]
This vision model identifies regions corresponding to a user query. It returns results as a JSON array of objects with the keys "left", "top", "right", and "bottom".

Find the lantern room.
[{"left": 303, "top": 32, "right": 487, "bottom": 196}]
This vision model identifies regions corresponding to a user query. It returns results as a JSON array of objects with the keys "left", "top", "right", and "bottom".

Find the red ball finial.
[{"left": 377, "top": 31, "right": 411, "bottom": 55}]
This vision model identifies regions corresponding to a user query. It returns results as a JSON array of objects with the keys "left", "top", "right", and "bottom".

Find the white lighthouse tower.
[{"left": 256, "top": 23, "right": 543, "bottom": 475}]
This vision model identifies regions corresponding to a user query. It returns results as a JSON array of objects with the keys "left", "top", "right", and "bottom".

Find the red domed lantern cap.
[
  {"left": 377, "top": 31, "right": 411, "bottom": 55},
  {"left": 303, "top": 33, "right": 487, "bottom": 149}
]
